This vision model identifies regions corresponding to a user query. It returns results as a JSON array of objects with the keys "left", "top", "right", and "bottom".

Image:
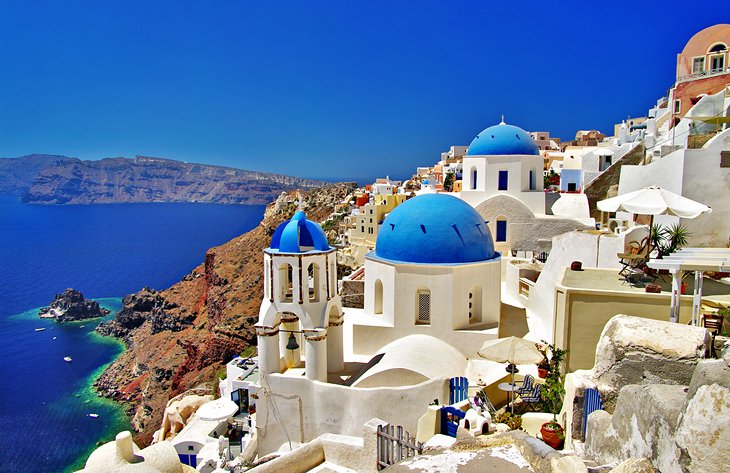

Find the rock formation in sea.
[
  {"left": 93, "top": 182, "right": 356, "bottom": 445},
  {"left": 39, "top": 288, "right": 111, "bottom": 322},
  {"left": 1, "top": 154, "right": 325, "bottom": 204}
]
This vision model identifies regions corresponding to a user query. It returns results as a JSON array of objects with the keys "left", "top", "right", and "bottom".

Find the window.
[
  {"left": 470, "top": 166, "right": 478, "bottom": 190},
  {"left": 307, "top": 263, "right": 319, "bottom": 302},
  {"left": 709, "top": 43, "right": 727, "bottom": 53},
  {"left": 279, "top": 264, "right": 293, "bottom": 302},
  {"left": 469, "top": 286, "right": 482, "bottom": 323},
  {"left": 529, "top": 170, "right": 536, "bottom": 190},
  {"left": 374, "top": 279, "right": 383, "bottom": 314},
  {"left": 416, "top": 289, "right": 431, "bottom": 324},
  {"left": 721, "top": 151, "right": 730, "bottom": 168},
  {"left": 496, "top": 219, "right": 507, "bottom": 242},
  {"left": 498, "top": 170, "right": 508, "bottom": 190},
  {"left": 674, "top": 100, "right": 681, "bottom": 114},
  {"left": 711, "top": 55, "right": 725, "bottom": 72},
  {"left": 692, "top": 56, "right": 705, "bottom": 74}
]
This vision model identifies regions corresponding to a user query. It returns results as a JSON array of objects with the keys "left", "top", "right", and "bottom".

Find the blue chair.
[
  {"left": 516, "top": 374, "right": 535, "bottom": 396},
  {"left": 517, "top": 384, "right": 542, "bottom": 412}
]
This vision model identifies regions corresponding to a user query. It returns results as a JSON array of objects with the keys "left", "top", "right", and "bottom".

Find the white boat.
[
  {"left": 88, "top": 413, "right": 99, "bottom": 418},
  {"left": 53, "top": 337, "right": 57, "bottom": 340},
  {"left": 35, "top": 328, "right": 46, "bottom": 332},
  {"left": 64, "top": 356, "right": 72, "bottom": 362}
]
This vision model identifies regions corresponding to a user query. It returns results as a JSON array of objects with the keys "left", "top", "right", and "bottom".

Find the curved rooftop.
[
  {"left": 373, "top": 194, "right": 497, "bottom": 264},
  {"left": 269, "top": 211, "right": 331, "bottom": 253},
  {"left": 466, "top": 121, "right": 539, "bottom": 156}
]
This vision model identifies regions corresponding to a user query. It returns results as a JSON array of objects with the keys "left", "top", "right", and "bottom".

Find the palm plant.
[{"left": 650, "top": 223, "right": 691, "bottom": 258}]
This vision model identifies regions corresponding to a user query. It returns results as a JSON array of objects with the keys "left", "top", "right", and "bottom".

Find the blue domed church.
[
  {"left": 459, "top": 119, "right": 591, "bottom": 256},
  {"left": 351, "top": 193, "right": 503, "bottom": 358}
]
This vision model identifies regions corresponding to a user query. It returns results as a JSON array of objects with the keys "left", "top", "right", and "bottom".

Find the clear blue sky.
[{"left": 0, "top": 1, "right": 727, "bottom": 181}]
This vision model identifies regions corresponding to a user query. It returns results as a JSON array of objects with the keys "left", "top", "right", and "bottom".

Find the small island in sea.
[{"left": 39, "top": 288, "right": 111, "bottom": 322}]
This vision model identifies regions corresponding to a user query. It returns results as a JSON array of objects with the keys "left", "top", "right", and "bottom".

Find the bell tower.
[{"left": 255, "top": 209, "right": 344, "bottom": 382}]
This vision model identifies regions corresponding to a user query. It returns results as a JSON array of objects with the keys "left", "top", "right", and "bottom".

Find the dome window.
[{"left": 709, "top": 43, "right": 727, "bottom": 53}]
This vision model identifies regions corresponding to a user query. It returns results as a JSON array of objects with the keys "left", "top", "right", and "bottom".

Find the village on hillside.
[{"left": 79, "top": 24, "right": 730, "bottom": 473}]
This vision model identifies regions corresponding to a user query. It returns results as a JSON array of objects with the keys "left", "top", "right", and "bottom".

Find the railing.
[
  {"left": 376, "top": 424, "right": 422, "bottom": 470},
  {"left": 677, "top": 67, "right": 730, "bottom": 83}
]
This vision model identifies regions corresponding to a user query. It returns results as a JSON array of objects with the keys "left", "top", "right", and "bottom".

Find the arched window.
[
  {"left": 279, "top": 263, "right": 293, "bottom": 302},
  {"left": 529, "top": 169, "right": 536, "bottom": 190},
  {"left": 416, "top": 289, "right": 431, "bottom": 325},
  {"left": 496, "top": 217, "right": 507, "bottom": 243},
  {"left": 374, "top": 279, "right": 383, "bottom": 315},
  {"left": 469, "top": 285, "right": 482, "bottom": 323},
  {"left": 470, "top": 166, "right": 478, "bottom": 190},
  {"left": 709, "top": 43, "right": 727, "bottom": 53},
  {"left": 307, "top": 263, "right": 320, "bottom": 302}
]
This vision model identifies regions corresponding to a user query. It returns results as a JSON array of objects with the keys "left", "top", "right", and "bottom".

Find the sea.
[{"left": 0, "top": 195, "right": 265, "bottom": 472}]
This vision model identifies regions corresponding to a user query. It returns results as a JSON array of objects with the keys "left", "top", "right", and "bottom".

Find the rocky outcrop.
[
  {"left": 562, "top": 315, "right": 711, "bottom": 447},
  {"left": 7, "top": 154, "right": 325, "bottom": 205},
  {"left": 39, "top": 288, "right": 110, "bottom": 322},
  {"left": 93, "top": 183, "right": 356, "bottom": 445}
]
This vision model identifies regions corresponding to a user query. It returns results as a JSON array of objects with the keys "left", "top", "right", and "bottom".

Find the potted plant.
[
  {"left": 538, "top": 341, "right": 567, "bottom": 449},
  {"left": 536, "top": 343, "right": 550, "bottom": 378}
]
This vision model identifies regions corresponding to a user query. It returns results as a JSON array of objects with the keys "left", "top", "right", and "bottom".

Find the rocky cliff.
[
  {"left": 39, "top": 288, "right": 111, "bottom": 322},
  {"left": 3, "top": 154, "right": 324, "bottom": 204},
  {"left": 94, "top": 182, "right": 356, "bottom": 445},
  {"left": 0, "top": 154, "right": 74, "bottom": 195}
]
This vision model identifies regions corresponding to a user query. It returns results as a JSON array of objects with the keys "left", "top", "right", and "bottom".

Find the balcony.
[{"left": 677, "top": 67, "right": 730, "bottom": 83}]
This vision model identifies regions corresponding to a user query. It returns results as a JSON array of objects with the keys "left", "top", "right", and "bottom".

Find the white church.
[{"left": 241, "top": 193, "right": 512, "bottom": 454}]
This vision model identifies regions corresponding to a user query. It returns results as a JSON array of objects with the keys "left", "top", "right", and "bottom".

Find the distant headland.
[{"left": 0, "top": 154, "right": 326, "bottom": 205}]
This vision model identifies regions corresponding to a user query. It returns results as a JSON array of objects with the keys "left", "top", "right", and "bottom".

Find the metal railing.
[{"left": 677, "top": 67, "right": 730, "bottom": 83}]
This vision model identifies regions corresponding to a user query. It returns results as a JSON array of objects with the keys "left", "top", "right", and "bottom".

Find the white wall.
[{"left": 256, "top": 374, "right": 449, "bottom": 454}]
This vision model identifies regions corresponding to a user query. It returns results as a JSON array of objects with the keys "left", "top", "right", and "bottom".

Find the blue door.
[
  {"left": 496, "top": 220, "right": 507, "bottom": 242},
  {"left": 440, "top": 406, "right": 465, "bottom": 437}
]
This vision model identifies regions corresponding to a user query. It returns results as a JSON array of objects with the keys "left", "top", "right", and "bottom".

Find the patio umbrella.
[
  {"left": 195, "top": 398, "right": 239, "bottom": 422},
  {"left": 597, "top": 186, "right": 711, "bottom": 254},
  {"left": 597, "top": 186, "right": 711, "bottom": 219},
  {"left": 477, "top": 337, "right": 543, "bottom": 413}
]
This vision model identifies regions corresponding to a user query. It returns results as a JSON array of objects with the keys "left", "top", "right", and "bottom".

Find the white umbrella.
[
  {"left": 477, "top": 336, "right": 543, "bottom": 365},
  {"left": 597, "top": 186, "right": 711, "bottom": 219},
  {"left": 195, "top": 398, "right": 239, "bottom": 422},
  {"left": 478, "top": 337, "right": 543, "bottom": 413}
]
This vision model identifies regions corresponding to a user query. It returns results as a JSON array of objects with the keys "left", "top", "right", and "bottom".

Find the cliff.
[
  {"left": 0, "top": 154, "right": 73, "bottom": 195},
  {"left": 3, "top": 154, "right": 324, "bottom": 204},
  {"left": 39, "top": 288, "right": 111, "bottom": 322},
  {"left": 94, "top": 182, "right": 356, "bottom": 445}
]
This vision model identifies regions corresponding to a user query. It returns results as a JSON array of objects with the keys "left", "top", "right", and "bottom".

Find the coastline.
[{"left": 10, "top": 298, "right": 131, "bottom": 472}]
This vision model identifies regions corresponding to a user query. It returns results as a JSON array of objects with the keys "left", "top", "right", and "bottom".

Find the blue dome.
[
  {"left": 269, "top": 211, "right": 331, "bottom": 253},
  {"left": 374, "top": 194, "right": 497, "bottom": 264},
  {"left": 466, "top": 122, "right": 539, "bottom": 156}
]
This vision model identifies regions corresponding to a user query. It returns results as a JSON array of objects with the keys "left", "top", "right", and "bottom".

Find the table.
[{"left": 498, "top": 382, "right": 521, "bottom": 413}]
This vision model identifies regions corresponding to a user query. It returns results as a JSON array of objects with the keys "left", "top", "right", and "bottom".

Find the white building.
[
  {"left": 457, "top": 120, "right": 594, "bottom": 255},
  {"left": 247, "top": 196, "right": 513, "bottom": 455}
]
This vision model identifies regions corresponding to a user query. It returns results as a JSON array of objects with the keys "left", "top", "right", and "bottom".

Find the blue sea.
[{"left": 0, "top": 195, "right": 265, "bottom": 472}]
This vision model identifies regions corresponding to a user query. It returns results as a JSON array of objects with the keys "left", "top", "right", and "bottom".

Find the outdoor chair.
[
  {"left": 473, "top": 390, "right": 497, "bottom": 415},
  {"left": 618, "top": 237, "right": 650, "bottom": 277},
  {"left": 702, "top": 314, "right": 725, "bottom": 357},
  {"left": 516, "top": 374, "right": 535, "bottom": 396},
  {"left": 517, "top": 384, "right": 542, "bottom": 413}
]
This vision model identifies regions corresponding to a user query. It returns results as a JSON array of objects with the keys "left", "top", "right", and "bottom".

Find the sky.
[{"left": 0, "top": 1, "right": 728, "bottom": 181}]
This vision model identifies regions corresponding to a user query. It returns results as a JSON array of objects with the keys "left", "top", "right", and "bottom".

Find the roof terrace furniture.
[
  {"left": 617, "top": 238, "right": 650, "bottom": 277},
  {"left": 516, "top": 374, "right": 535, "bottom": 396},
  {"left": 517, "top": 384, "right": 542, "bottom": 413}
]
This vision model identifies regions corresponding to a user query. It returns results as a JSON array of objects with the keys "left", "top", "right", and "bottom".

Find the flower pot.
[
  {"left": 541, "top": 422, "right": 564, "bottom": 449},
  {"left": 537, "top": 367, "right": 548, "bottom": 379}
]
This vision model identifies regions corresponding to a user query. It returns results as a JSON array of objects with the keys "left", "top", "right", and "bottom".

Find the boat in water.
[
  {"left": 34, "top": 328, "right": 46, "bottom": 332},
  {"left": 64, "top": 357, "right": 72, "bottom": 362},
  {"left": 88, "top": 413, "right": 99, "bottom": 418}
]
